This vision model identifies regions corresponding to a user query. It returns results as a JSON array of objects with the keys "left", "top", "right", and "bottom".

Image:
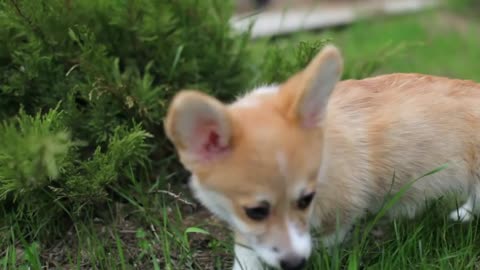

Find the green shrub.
[{"left": 0, "top": 0, "right": 252, "bottom": 241}]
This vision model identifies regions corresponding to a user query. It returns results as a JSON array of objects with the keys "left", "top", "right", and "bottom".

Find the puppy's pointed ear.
[
  {"left": 164, "top": 90, "right": 233, "bottom": 163},
  {"left": 281, "top": 45, "right": 343, "bottom": 128}
]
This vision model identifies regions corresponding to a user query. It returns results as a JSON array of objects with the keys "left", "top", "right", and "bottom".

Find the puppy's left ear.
[
  {"left": 282, "top": 45, "right": 344, "bottom": 128},
  {"left": 164, "top": 90, "right": 233, "bottom": 165}
]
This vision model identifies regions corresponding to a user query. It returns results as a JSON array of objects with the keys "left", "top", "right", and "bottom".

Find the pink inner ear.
[
  {"left": 204, "top": 130, "right": 221, "bottom": 152},
  {"left": 303, "top": 109, "right": 320, "bottom": 128},
  {"left": 191, "top": 121, "right": 230, "bottom": 161}
]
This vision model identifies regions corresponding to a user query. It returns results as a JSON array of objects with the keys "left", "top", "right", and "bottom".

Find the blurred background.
[{"left": 233, "top": 0, "right": 439, "bottom": 37}]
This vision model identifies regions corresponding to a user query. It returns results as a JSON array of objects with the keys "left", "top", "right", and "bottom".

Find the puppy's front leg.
[
  {"left": 232, "top": 243, "right": 265, "bottom": 270},
  {"left": 318, "top": 222, "right": 354, "bottom": 254}
]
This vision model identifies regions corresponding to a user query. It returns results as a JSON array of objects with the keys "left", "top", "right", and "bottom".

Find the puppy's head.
[{"left": 164, "top": 45, "right": 343, "bottom": 269}]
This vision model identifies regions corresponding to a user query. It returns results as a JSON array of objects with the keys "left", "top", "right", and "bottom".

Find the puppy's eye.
[
  {"left": 244, "top": 202, "right": 270, "bottom": 221},
  {"left": 297, "top": 192, "right": 315, "bottom": 210}
]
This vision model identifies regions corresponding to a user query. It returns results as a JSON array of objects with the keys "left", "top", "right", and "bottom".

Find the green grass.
[{"left": 3, "top": 5, "right": 480, "bottom": 270}]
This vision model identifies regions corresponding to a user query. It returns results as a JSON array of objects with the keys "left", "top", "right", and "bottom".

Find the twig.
[
  {"left": 8, "top": 0, "right": 49, "bottom": 45},
  {"left": 119, "top": 230, "right": 137, "bottom": 234},
  {"left": 152, "top": 189, "right": 197, "bottom": 208}
]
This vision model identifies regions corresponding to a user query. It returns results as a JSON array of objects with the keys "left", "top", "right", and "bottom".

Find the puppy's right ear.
[
  {"left": 164, "top": 90, "right": 233, "bottom": 164},
  {"left": 279, "top": 45, "right": 343, "bottom": 128}
]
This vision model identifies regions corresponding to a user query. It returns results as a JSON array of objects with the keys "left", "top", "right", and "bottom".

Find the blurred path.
[{"left": 232, "top": 0, "right": 439, "bottom": 38}]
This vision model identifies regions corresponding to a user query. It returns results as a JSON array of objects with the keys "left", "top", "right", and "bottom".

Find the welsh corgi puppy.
[{"left": 164, "top": 44, "right": 480, "bottom": 270}]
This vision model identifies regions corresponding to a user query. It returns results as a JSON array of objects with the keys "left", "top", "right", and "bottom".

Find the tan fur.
[{"left": 164, "top": 45, "right": 480, "bottom": 270}]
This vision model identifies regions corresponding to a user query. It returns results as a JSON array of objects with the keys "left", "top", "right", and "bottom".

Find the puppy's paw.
[{"left": 449, "top": 207, "right": 473, "bottom": 222}]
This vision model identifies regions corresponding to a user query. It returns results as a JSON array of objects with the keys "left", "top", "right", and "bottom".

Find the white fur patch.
[
  {"left": 232, "top": 85, "right": 279, "bottom": 108},
  {"left": 287, "top": 221, "right": 312, "bottom": 258},
  {"left": 233, "top": 98, "right": 260, "bottom": 108},
  {"left": 254, "top": 245, "right": 280, "bottom": 269},
  {"left": 449, "top": 206, "right": 474, "bottom": 222},
  {"left": 233, "top": 244, "right": 264, "bottom": 270},
  {"left": 449, "top": 184, "right": 480, "bottom": 222},
  {"left": 449, "top": 196, "right": 475, "bottom": 222},
  {"left": 250, "top": 220, "right": 311, "bottom": 268},
  {"left": 252, "top": 85, "right": 279, "bottom": 95}
]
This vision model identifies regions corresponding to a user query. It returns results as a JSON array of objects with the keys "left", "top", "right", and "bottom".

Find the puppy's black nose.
[{"left": 280, "top": 256, "right": 306, "bottom": 270}]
